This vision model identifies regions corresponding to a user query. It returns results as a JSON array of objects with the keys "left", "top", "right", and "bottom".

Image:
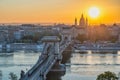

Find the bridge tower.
[
  {"left": 41, "top": 36, "right": 63, "bottom": 72},
  {"left": 61, "top": 33, "right": 72, "bottom": 42},
  {"left": 41, "top": 36, "right": 61, "bottom": 59},
  {"left": 42, "top": 36, "right": 66, "bottom": 77}
]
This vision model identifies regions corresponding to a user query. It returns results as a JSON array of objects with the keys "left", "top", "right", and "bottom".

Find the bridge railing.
[
  {"left": 27, "top": 55, "right": 48, "bottom": 76},
  {"left": 25, "top": 44, "right": 55, "bottom": 77},
  {"left": 59, "top": 41, "right": 71, "bottom": 53},
  {"left": 40, "top": 55, "right": 55, "bottom": 75},
  {"left": 42, "top": 44, "right": 50, "bottom": 55}
]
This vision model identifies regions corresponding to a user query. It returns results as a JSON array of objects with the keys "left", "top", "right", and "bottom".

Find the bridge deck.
[{"left": 21, "top": 40, "right": 72, "bottom": 80}]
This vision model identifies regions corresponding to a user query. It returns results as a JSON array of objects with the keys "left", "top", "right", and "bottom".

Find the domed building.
[
  {"left": 79, "top": 14, "right": 88, "bottom": 27},
  {"left": 74, "top": 14, "right": 88, "bottom": 28}
]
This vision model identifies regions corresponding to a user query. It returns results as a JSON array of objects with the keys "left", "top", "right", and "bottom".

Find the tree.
[
  {"left": 76, "top": 34, "right": 87, "bottom": 43},
  {"left": 96, "top": 71, "right": 118, "bottom": 80},
  {"left": 9, "top": 72, "right": 18, "bottom": 80}
]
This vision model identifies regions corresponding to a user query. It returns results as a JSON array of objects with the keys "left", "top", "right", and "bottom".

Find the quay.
[
  {"left": 0, "top": 43, "right": 43, "bottom": 52},
  {"left": 74, "top": 43, "right": 120, "bottom": 53}
]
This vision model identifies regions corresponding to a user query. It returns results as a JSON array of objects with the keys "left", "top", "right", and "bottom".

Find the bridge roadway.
[{"left": 21, "top": 41, "right": 71, "bottom": 80}]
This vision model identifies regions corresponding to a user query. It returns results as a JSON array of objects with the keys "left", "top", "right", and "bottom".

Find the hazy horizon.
[{"left": 0, "top": 0, "right": 120, "bottom": 25}]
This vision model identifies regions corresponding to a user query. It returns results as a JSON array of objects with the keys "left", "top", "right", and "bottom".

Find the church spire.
[
  {"left": 79, "top": 14, "right": 85, "bottom": 27},
  {"left": 86, "top": 17, "right": 88, "bottom": 27},
  {"left": 81, "top": 13, "right": 84, "bottom": 18},
  {"left": 75, "top": 17, "right": 77, "bottom": 26}
]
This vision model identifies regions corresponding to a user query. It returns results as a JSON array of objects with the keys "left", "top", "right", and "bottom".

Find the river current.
[{"left": 0, "top": 51, "right": 120, "bottom": 80}]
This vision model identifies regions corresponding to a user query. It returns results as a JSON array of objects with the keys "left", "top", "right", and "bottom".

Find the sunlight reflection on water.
[{"left": 0, "top": 51, "right": 120, "bottom": 80}]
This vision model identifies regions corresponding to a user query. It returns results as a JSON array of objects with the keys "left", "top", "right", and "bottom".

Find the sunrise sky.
[{"left": 0, "top": 0, "right": 120, "bottom": 24}]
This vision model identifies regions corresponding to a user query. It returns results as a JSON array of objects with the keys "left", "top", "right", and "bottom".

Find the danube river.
[{"left": 0, "top": 51, "right": 120, "bottom": 80}]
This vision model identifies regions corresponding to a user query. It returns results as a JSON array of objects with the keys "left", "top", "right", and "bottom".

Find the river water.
[{"left": 0, "top": 51, "right": 120, "bottom": 80}]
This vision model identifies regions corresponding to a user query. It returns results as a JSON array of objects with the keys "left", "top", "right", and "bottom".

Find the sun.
[{"left": 88, "top": 7, "right": 100, "bottom": 18}]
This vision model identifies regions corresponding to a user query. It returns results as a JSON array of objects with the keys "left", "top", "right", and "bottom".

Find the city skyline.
[{"left": 0, "top": 0, "right": 120, "bottom": 24}]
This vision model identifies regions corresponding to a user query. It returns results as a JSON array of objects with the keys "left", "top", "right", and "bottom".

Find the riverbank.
[
  {"left": 73, "top": 43, "right": 120, "bottom": 53},
  {"left": 0, "top": 43, "right": 43, "bottom": 53}
]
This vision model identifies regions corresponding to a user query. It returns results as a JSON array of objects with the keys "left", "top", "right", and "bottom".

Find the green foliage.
[
  {"left": 76, "top": 34, "right": 87, "bottom": 43},
  {"left": 96, "top": 71, "right": 118, "bottom": 80},
  {"left": 110, "top": 36, "right": 118, "bottom": 43},
  {"left": 19, "top": 31, "right": 61, "bottom": 43},
  {"left": 76, "top": 29, "right": 118, "bottom": 43},
  {"left": 9, "top": 72, "right": 18, "bottom": 80},
  {"left": 20, "top": 35, "right": 39, "bottom": 43},
  {"left": 22, "top": 35, "right": 33, "bottom": 40}
]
